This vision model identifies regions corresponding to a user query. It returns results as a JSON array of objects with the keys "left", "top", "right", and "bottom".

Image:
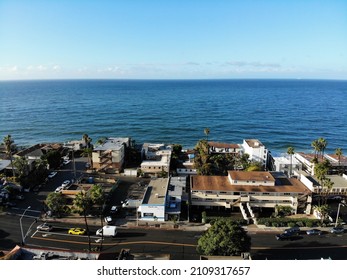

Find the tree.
[
  {"left": 73, "top": 191, "right": 92, "bottom": 251},
  {"left": 204, "top": 128, "right": 210, "bottom": 142},
  {"left": 314, "top": 159, "right": 331, "bottom": 205},
  {"left": 287, "top": 146, "right": 295, "bottom": 177},
  {"left": 3, "top": 135, "right": 16, "bottom": 177},
  {"left": 45, "top": 192, "right": 67, "bottom": 217},
  {"left": 311, "top": 139, "right": 321, "bottom": 161},
  {"left": 13, "top": 157, "right": 29, "bottom": 179},
  {"left": 81, "top": 147, "right": 93, "bottom": 166},
  {"left": 318, "top": 137, "right": 328, "bottom": 159},
  {"left": 82, "top": 134, "right": 92, "bottom": 149},
  {"left": 312, "top": 204, "right": 329, "bottom": 222},
  {"left": 335, "top": 148, "right": 343, "bottom": 175},
  {"left": 197, "top": 219, "right": 251, "bottom": 256},
  {"left": 42, "top": 150, "right": 61, "bottom": 169}
]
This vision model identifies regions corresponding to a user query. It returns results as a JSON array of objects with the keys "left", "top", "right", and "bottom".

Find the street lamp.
[
  {"left": 20, "top": 206, "right": 31, "bottom": 245},
  {"left": 335, "top": 201, "right": 346, "bottom": 228}
]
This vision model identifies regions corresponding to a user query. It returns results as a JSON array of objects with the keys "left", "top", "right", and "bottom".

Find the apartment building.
[
  {"left": 92, "top": 137, "right": 130, "bottom": 173},
  {"left": 190, "top": 171, "right": 312, "bottom": 222},
  {"left": 208, "top": 142, "right": 241, "bottom": 155},
  {"left": 241, "top": 139, "right": 268, "bottom": 167},
  {"left": 140, "top": 143, "right": 172, "bottom": 176}
]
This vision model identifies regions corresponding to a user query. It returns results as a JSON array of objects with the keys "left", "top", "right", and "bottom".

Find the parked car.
[
  {"left": 306, "top": 229, "right": 323, "bottom": 235},
  {"left": 104, "top": 216, "right": 114, "bottom": 225},
  {"left": 15, "top": 194, "right": 25, "bottom": 200},
  {"left": 4, "top": 201, "right": 16, "bottom": 208},
  {"left": 63, "top": 159, "right": 71, "bottom": 165},
  {"left": 331, "top": 227, "right": 345, "bottom": 234},
  {"left": 54, "top": 186, "right": 64, "bottom": 193},
  {"left": 110, "top": 205, "right": 119, "bottom": 214},
  {"left": 48, "top": 171, "right": 57, "bottom": 179},
  {"left": 37, "top": 223, "right": 53, "bottom": 232},
  {"left": 284, "top": 227, "right": 300, "bottom": 235},
  {"left": 68, "top": 228, "right": 86, "bottom": 235},
  {"left": 61, "top": 180, "right": 71, "bottom": 188},
  {"left": 276, "top": 232, "right": 295, "bottom": 241}
]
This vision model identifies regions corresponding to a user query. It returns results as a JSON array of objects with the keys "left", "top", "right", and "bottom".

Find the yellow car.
[{"left": 68, "top": 228, "right": 86, "bottom": 235}]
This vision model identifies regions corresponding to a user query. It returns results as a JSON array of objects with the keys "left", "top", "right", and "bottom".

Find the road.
[{"left": 2, "top": 213, "right": 347, "bottom": 259}]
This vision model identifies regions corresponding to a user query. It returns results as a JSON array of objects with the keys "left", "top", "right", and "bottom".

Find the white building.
[
  {"left": 140, "top": 143, "right": 172, "bottom": 175},
  {"left": 190, "top": 171, "right": 312, "bottom": 221},
  {"left": 209, "top": 142, "right": 241, "bottom": 155},
  {"left": 138, "top": 178, "right": 169, "bottom": 222},
  {"left": 92, "top": 137, "right": 130, "bottom": 173},
  {"left": 270, "top": 155, "right": 302, "bottom": 177},
  {"left": 241, "top": 139, "right": 268, "bottom": 167}
]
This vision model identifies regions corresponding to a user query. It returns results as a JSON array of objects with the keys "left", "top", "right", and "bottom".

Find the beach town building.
[
  {"left": 298, "top": 172, "right": 347, "bottom": 198},
  {"left": 13, "top": 143, "right": 62, "bottom": 172},
  {"left": 208, "top": 142, "right": 242, "bottom": 155},
  {"left": 138, "top": 178, "right": 169, "bottom": 222},
  {"left": 190, "top": 171, "right": 312, "bottom": 223},
  {"left": 92, "top": 137, "right": 131, "bottom": 173},
  {"left": 136, "top": 177, "right": 186, "bottom": 222},
  {"left": 140, "top": 143, "right": 172, "bottom": 176},
  {"left": 241, "top": 139, "right": 269, "bottom": 167},
  {"left": 268, "top": 154, "right": 302, "bottom": 177},
  {"left": 176, "top": 149, "right": 197, "bottom": 176},
  {"left": 295, "top": 152, "right": 347, "bottom": 176}
]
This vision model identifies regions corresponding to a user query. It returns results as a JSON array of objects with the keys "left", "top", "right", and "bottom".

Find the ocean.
[{"left": 0, "top": 79, "right": 346, "bottom": 154}]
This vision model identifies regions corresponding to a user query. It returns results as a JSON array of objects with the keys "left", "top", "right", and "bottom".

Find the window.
[
  {"left": 234, "top": 180, "right": 238, "bottom": 183},
  {"left": 143, "top": 213, "right": 154, "bottom": 217}
]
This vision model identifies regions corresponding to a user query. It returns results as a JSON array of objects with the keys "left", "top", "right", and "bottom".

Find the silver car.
[{"left": 37, "top": 223, "right": 53, "bottom": 232}]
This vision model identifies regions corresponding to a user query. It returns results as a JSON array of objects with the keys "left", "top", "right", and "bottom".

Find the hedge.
[{"left": 256, "top": 217, "right": 330, "bottom": 227}]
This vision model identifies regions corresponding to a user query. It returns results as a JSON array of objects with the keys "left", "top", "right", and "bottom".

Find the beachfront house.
[
  {"left": 241, "top": 139, "right": 269, "bottom": 167},
  {"left": 140, "top": 143, "right": 172, "bottom": 176},
  {"left": 190, "top": 171, "right": 312, "bottom": 223},
  {"left": 92, "top": 137, "right": 130, "bottom": 173}
]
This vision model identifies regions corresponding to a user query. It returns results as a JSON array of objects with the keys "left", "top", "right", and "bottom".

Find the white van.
[{"left": 96, "top": 225, "right": 117, "bottom": 237}]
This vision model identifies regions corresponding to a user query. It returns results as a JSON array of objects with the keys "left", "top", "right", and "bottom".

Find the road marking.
[{"left": 31, "top": 235, "right": 197, "bottom": 247}]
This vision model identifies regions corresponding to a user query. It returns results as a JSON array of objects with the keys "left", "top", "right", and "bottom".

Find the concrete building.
[
  {"left": 138, "top": 178, "right": 169, "bottom": 222},
  {"left": 208, "top": 142, "right": 241, "bottom": 155},
  {"left": 140, "top": 143, "right": 172, "bottom": 176},
  {"left": 176, "top": 149, "right": 197, "bottom": 176},
  {"left": 190, "top": 171, "right": 312, "bottom": 222},
  {"left": 241, "top": 139, "right": 269, "bottom": 167},
  {"left": 92, "top": 137, "right": 130, "bottom": 173},
  {"left": 269, "top": 154, "right": 302, "bottom": 177}
]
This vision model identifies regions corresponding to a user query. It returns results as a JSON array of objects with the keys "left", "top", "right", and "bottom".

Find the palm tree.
[
  {"left": 335, "top": 148, "right": 343, "bottom": 175},
  {"left": 204, "top": 128, "right": 210, "bottom": 142},
  {"left": 82, "top": 133, "right": 92, "bottom": 149},
  {"left": 311, "top": 139, "right": 321, "bottom": 161},
  {"left": 73, "top": 191, "right": 92, "bottom": 251},
  {"left": 90, "top": 184, "right": 105, "bottom": 251},
  {"left": 3, "top": 135, "right": 16, "bottom": 177},
  {"left": 318, "top": 137, "right": 328, "bottom": 159},
  {"left": 287, "top": 146, "right": 295, "bottom": 177}
]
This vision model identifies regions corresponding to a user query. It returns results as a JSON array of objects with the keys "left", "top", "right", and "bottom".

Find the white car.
[
  {"left": 104, "top": 216, "right": 113, "bottom": 225},
  {"left": 37, "top": 223, "right": 53, "bottom": 232},
  {"left": 61, "top": 180, "right": 71, "bottom": 188},
  {"left": 63, "top": 159, "right": 71, "bottom": 165},
  {"left": 54, "top": 186, "right": 64, "bottom": 193},
  {"left": 48, "top": 171, "right": 57, "bottom": 179}
]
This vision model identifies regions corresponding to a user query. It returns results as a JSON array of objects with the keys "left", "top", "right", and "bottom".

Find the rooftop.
[
  {"left": 244, "top": 139, "right": 264, "bottom": 148},
  {"left": 228, "top": 171, "right": 275, "bottom": 182},
  {"left": 208, "top": 142, "right": 240, "bottom": 149},
  {"left": 191, "top": 173, "right": 311, "bottom": 193},
  {"left": 142, "top": 178, "right": 169, "bottom": 205},
  {"left": 94, "top": 137, "right": 128, "bottom": 151}
]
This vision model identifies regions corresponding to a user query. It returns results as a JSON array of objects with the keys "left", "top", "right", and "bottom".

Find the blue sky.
[{"left": 1, "top": 0, "right": 346, "bottom": 80}]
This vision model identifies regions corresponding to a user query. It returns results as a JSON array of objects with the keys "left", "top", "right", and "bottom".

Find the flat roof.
[
  {"left": 191, "top": 175, "right": 311, "bottom": 193},
  {"left": 209, "top": 142, "right": 240, "bottom": 149},
  {"left": 228, "top": 171, "right": 275, "bottom": 182},
  {"left": 142, "top": 178, "right": 169, "bottom": 205},
  {"left": 94, "top": 138, "right": 128, "bottom": 151},
  {"left": 244, "top": 139, "right": 264, "bottom": 148}
]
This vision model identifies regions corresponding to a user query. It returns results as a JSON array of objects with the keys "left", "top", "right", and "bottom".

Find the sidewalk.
[{"left": 43, "top": 215, "right": 341, "bottom": 233}]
